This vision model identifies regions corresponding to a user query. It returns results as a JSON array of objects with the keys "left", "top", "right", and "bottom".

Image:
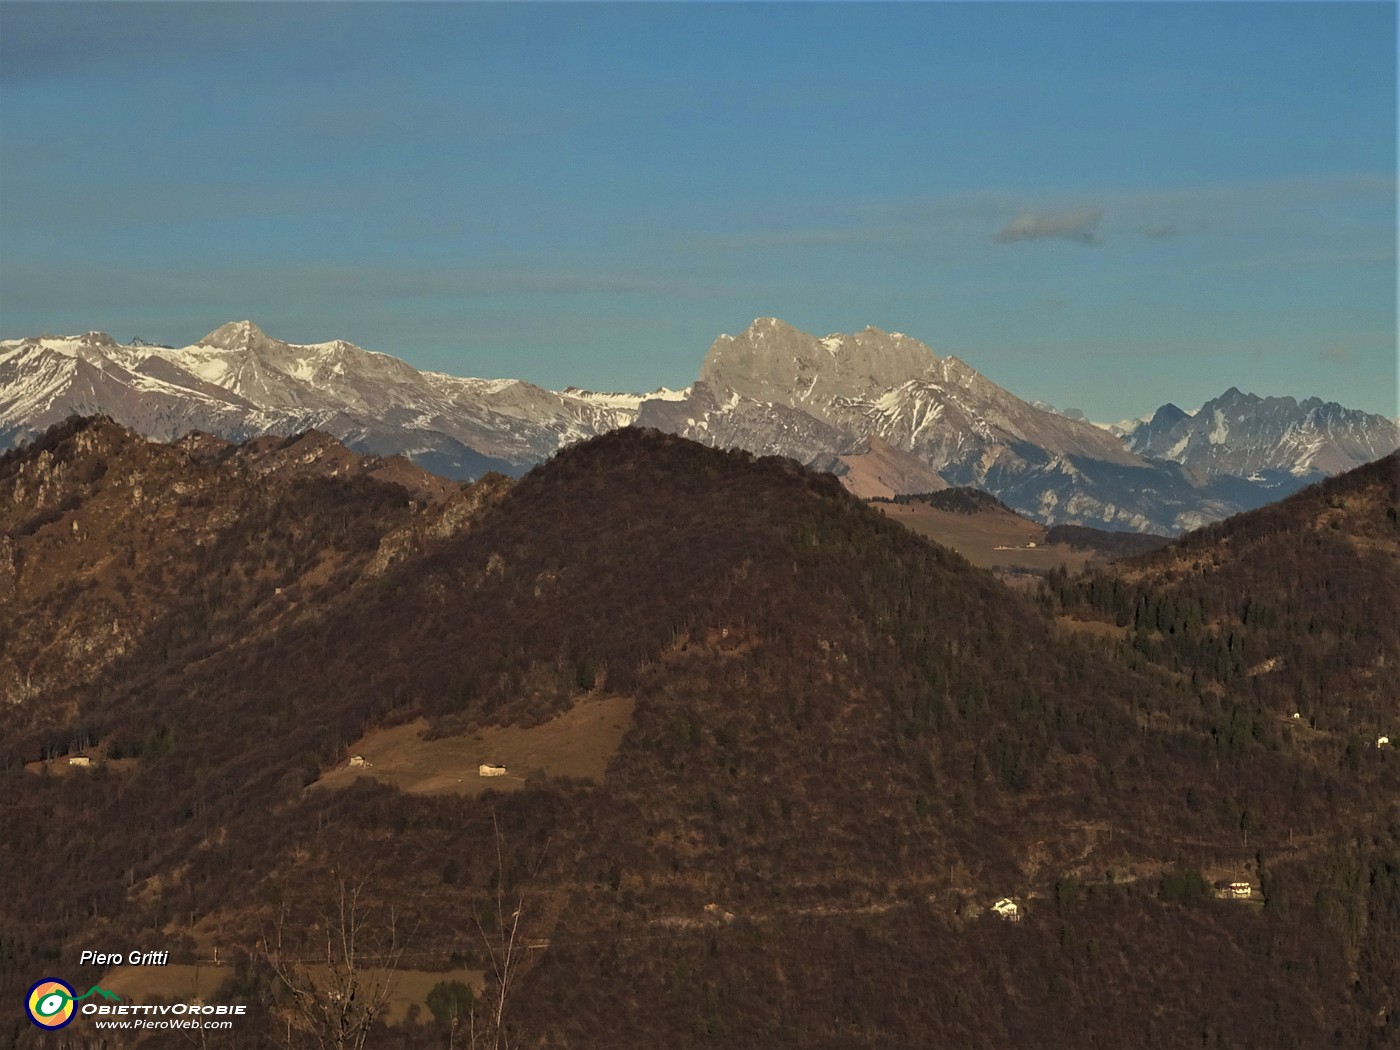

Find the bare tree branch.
[
  {"left": 259, "top": 871, "right": 406, "bottom": 1050},
  {"left": 471, "top": 810, "right": 547, "bottom": 1050}
]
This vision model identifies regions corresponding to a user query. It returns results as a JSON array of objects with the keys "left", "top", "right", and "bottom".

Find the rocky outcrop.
[{"left": 366, "top": 473, "right": 513, "bottom": 577}]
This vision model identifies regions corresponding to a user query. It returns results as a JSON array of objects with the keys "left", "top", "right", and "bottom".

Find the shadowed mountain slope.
[{"left": 1047, "top": 450, "right": 1399, "bottom": 731}]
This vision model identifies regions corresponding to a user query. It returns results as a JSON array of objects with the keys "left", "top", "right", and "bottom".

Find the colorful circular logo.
[{"left": 27, "top": 978, "right": 77, "bottom": 1029}]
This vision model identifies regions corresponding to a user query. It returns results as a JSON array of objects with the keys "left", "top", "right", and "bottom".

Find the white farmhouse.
[
  {"left": 479, "top": 764, "right": 507, "bottom": 777},
  {"left": 991, "top": 898, "right": 1020, "bottom": 922}
]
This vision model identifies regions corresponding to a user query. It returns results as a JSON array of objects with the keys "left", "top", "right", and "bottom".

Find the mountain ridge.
[
  {"left": 4, "top": 317, "right": 1395, "bottom": 533},
  {"left": 1124, "top": 385, "right": 1399, "bottom": 478}
]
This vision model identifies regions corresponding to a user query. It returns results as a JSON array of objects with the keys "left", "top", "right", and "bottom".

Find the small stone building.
[
  {"left": 992, "top": 898, "right": 1020, "bottom": 922},
  {"left": 479, "top": 764, "right": 507, "bottom": 777}
]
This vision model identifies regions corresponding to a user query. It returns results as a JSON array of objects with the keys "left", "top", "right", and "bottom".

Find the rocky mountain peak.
[
  {"left": 699, "top": 318, "right": 937, "bottom": 404},
  {"left": 197, "top": 320, "right": 284, "bottom": 354},
  {"left": 1124, "top": 387, "right": 1400, "bottom": 479},
  {"left": 1153, "top": 402, "right": 1189, "bottom": 426},
  {"left": 1210, "top": 386, "right": 1264, "bottom": 409}
]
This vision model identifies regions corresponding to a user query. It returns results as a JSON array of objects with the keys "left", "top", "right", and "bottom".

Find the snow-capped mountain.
[
  {"left": 635, "top": 318, "right": 1248, "bottom": 531},
  {"left": 1123, "top": 387, "right": 1400, "bottom": 480},
  {"left": 3, "top": 318, "right": 1394, "bottom": 533},
  {"left": 0, "top": 321, "right": 683, "bottom": 478},
  {"left": 680, "top": 318, "right": 1139, "bottom": 472}
]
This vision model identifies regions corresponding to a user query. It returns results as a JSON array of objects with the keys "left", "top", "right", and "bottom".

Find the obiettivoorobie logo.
[{"left": 26, "top": 978, "right": 120, "bottom": 1029}]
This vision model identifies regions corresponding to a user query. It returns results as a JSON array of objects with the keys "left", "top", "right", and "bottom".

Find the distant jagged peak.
[
  {"left": 197, "top": 320, "right": 286, "bottom": 354},
  {"left": 739, "top": 318, "right": 909, "bottom": 343},
  {"left": 1215, "top": 385, "right": 1254, "bottom": 402},
  {"left": 701, "top": 318, "right": 939, "bottom": 402},
  {"left": 13, "top": 330, "right": 122, "bottom": 354},
  {"left": 1150, "top": 402, "right": 1190, "bottom": 425},
  {"left": 306, "top": 338, "right": 361, "bottom": 355},
  {"left": 1208, "top": 386, "right": 1272, "bottom": 410},
  {"left": 1030, "top": 400, "right": 1090, "bottom": 423},
  {"left": 1201, "top": 386, "right": 1394, "bottom": 426},
  {"left": 748, "top": 316, "right": 799, "bottom": 335},
  {"left": 839, "top": 324, "right": 938, "bottom": 357}
]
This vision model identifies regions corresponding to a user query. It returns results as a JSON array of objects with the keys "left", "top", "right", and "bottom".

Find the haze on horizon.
[{"left": 0, "top": 1, "right": 1394, "bottom": 423}]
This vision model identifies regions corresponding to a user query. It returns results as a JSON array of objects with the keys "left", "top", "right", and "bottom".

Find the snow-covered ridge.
[
  {"left": 562, "top": 386, "right": 690, "bottom": 411},
  {"left": 4, "top": 317, "right": 1397, "bottom": 534},
  {"left": 0, "top": 322, "right": 674, "bottom": 472},
  {"left": 1123, "top": 388, "right": 1399, "bottom": 478}
]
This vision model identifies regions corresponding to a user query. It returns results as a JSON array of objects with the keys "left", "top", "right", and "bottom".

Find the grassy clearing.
[
  {"left": 24, "top": 748, "right": 138, "bottom": 777},
  {"left": 1056, "top": 616, "right": 1130, "bottom": 640},
  {"left": 313, "top": 695, "right": 635, "bottom": 797},
  {"left": 100, "top": 964, "right": 212, "bottom": 1004},
  {"left": 877, "top": 503, "right": 1096, "bottom": 572}
]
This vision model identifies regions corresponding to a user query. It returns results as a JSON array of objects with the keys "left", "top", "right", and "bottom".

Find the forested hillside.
[
  {"left": 1045, "top": 451, "right": 1399, "bottom": 734},
  {"left": 2, "top": 423, "right": 1396, "bottom": 1048}
]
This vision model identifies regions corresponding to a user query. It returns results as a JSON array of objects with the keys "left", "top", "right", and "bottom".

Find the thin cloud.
[
  {"left": 1317, "top": 345, "right": 1354, "bottom": 364},
  {"left": 994, "top": 209, "right": 1103, "bottom": 246},
  {"left": 1139, "top": 223, "right": 1179, "bottom": 239},
  {"left": 0, "top": 5, "right": 332, "bottom": 85}
]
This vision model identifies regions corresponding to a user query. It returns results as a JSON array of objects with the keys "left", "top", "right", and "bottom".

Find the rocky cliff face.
[{"left": 698, "top": 317, "right": 936, "bottom": 404}]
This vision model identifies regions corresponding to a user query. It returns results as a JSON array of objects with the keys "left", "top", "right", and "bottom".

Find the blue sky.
[{"left": 1, "top": 2, "right": 1394, "bottom": 420}]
